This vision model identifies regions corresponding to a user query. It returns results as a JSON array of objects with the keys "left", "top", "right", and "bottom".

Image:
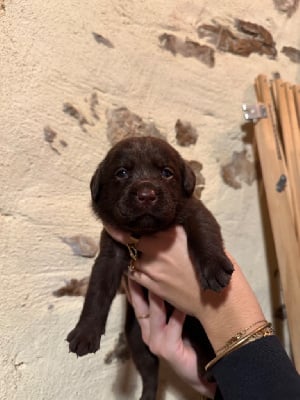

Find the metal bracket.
[{"left": 242, "top": 103, "right": 267, "bottom": 121}]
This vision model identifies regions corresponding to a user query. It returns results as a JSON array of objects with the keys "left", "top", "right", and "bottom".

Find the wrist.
[{"left": 195, "top": 263, "right": 265, "bottom": 352}]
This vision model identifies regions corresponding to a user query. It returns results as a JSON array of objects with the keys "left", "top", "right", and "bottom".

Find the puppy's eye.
[
  {"left": 161, "top": 167, "right": 174, "bottom": 179},
  {"left": 115, "top": 168, "right": 129, "bottom": 179}
]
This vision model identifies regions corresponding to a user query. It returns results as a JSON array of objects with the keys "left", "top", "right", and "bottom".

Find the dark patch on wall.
[
  {"left": 159, "top": 33, "right": 215, "bottom": 67},
  {"left": 175, "top": 119, "right": 198, "bottom": 146},
  {"left": 60, "top": 139, "right": 68, "bottom": 147},
  {"left": 60, "top": 235, "right": 99, "bottom": 258},
  {"left": 89, "top": 92, "right": 100, "bottom": 120},
  {"left": 43, "top": 125, "right": 68, "bottom": 154},
  {"left": 53, "top": 277, "right": 89, "bottom": 297},
  {"left": 273, "top": 0, "right": 299, "bottom": 17},
  {"left": 104, "top": 332, "right": 130, "bottom": 364},
  {"left": 92, "top": 32, "right": 114, "bottom": 48},
  {"left": 63, "top": 102, "right": 89, "bottom": 132},
  {"left": 62, "top": 93, "right": 100, "bottom": 132},
  {"left": 281, "top": 46, "right": 300, "bottom": 63},
  {"left": 53, "top": 275, "right": 129, "bottom": 298},
  {"left": 106, "top": 107, "right": 165, "bottom": 146},
  {"left": 272, "top": 71, "right": 282, "bottom": 80},
  {"left": 0, "top": 0, "right": 5, "bottom": 16},
  {"left": 188, "top": 160, "right": 205, "bottom": 199},
  {"left": 221, "top": 150, "right": 256, "bottom": 189},
  {"left": 197, "top": 19, "right": 277, "bottom": 59},
  {"left": 44, "top": 125, "right": 57, "bottom": 143}
]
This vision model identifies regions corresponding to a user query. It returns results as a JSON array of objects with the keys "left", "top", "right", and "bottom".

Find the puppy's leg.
[
  {"left": 182, "top": 198, "right": 234, "bottom": 292},
  {"left": 125, "top": 302, "right": 159, "bottom": 400},
  {"left": 183, "top": 316, "right": 215, "bottom": 376},
  {"left": 67, "top": 231, "right": 127, "bottom": 356}
]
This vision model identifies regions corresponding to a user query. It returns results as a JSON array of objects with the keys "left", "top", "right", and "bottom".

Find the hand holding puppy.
[
  {"left": 105, "top": 224, "right": 265, "bottom": 353},
  {"left": 127, "top": 278, "right": 217, "bottom": 399}
]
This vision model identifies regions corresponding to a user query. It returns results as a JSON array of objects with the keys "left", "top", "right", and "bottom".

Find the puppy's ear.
[
  {"left": 90, "top": 163, "right": 103, "bottom": 203},
  {"left": 181, "top": 161, "right": 196, "bottom": 197}
]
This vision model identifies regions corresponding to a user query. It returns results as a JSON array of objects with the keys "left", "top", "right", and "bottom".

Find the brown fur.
[{"left": 67, "top": 136, "right": 233, "bottom": 399}]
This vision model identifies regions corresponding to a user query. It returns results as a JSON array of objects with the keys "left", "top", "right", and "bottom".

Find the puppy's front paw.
[
  {"left": 67, "top": 324, "right": 101, "bottom": 357},
  {"left": 200, "top": 255, "right": 234, "bottom": 292}
]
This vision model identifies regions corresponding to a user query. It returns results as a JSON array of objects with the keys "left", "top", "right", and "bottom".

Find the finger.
[
  {"left": 166, "top": 309, "right": 186, "bottom": 343},
  {"left": 104, "top": 225, "right": 142, "bottom": 250},
  {"left": 104, "top": 225, "right": 128, "bottom": 242},
  {"left": 121, "top": 277, "right": 132, "bottom": 304},
  {"left": 148, "top": 291, "right": 166, "bottom": 332},
  {"left": 128, "top": 279, "right": 151, "bottom": 342},
  {"left": 128, "top": 279, "right": 149, "bottom": 316},
  {"left": 129, "top": 270, "right": 172, "bottom": 307},
  {"left": 128, "top": 267, "right": 159, "bottom": 287},
  {"left": 104, "top": 224, "right": 180, "bottom": 253},
  {"left": 146, "top": 292, "right": 167, "bottom": 354}
]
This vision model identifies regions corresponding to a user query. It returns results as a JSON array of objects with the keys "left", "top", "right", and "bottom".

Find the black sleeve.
[{"left": 212, "top": 336, "right": 300, "bottom": 400}]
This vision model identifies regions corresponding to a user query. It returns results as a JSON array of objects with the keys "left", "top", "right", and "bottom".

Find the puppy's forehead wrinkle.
[
  {"left": 112, "top": 137, "right": 178, "bottom": 158},
  {"left": 108, "top": 146, "right": 179, "bottom": 171}
]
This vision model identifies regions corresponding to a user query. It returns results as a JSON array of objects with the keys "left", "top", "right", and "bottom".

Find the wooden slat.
[
  {"left": 293, "top": 85, "right": 300, "bottom": 127},
  {"left": 286, "top": 84, "right": 300, "bottom": 224},
  {"left": 255, "top": 76, "right": 292, "bottom": 214},
  {"left": 286, "top": 84, "right": 300, "bottom": 175},
  {"left": 254, "top": 74, "right": 300, "bottom": 372},
  {"left": 259, "top": 78, "right": 294, "bottom": 222},
  {"left": 276, "top": 80, "right": 300, "bottom": 239}
]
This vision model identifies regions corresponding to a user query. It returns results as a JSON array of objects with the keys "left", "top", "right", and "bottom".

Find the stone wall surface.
[{"left": 1, "top": 1, "right": 299, "bottom": 399}]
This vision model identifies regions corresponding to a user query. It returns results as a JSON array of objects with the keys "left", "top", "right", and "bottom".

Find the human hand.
[
  {"left": 107, "top": 225, "right": 203, "bottom": 317},
  {"left": 128, "top": 278, "right": 216, "bottom": 398},
  {"left": 105, "top": 224, "right": 265, "bottom": 352}
]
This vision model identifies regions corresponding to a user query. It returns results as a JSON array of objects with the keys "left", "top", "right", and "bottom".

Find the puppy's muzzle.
[{"left": 133, "top": 181, "right": 158, "bottom": 207}]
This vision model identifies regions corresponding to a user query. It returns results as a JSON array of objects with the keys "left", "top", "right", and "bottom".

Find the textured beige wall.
[{"left": 1, "top": 1, "right": 299, "bottom": 399}]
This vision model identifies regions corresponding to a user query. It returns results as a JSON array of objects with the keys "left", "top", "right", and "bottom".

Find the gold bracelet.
[
  {"left": 245, "top": 324, "right": 274, "bottom": 344},
  {"left": 215, "top": 319, "right": 267, "bottom": 354},
  {"left": 205, "top": 322, "right": 273, "bottom": 372}
]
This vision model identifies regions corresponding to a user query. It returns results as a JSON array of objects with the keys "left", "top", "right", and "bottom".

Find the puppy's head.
[{"left": 90, "top": 136, "right": 195, "bottom": 234}]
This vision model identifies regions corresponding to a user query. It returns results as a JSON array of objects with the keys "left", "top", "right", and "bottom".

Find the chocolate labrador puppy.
[{"left": 67, "top": 136, "right": 233, "bottom": 399}]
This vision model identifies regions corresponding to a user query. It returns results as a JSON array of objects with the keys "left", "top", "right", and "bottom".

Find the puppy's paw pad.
[
  {"left": 67, "top": 325, "right": 101, "bottom": 356},
  {"left": 200, "top": 256, "right": 234, "bottom": 292}
]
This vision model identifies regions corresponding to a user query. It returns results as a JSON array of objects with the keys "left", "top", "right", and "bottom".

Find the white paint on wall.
[{"left": 1, "top": 1, "right": 298, "bottom": 399}]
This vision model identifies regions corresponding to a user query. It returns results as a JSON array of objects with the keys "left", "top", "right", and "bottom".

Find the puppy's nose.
[{"left": 137, "top": 187, "right": 157, "bottom": 204}]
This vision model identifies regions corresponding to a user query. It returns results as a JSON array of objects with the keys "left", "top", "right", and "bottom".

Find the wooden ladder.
[{"left": 250, "top": 74, "right": 300, "bottom": 372}]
